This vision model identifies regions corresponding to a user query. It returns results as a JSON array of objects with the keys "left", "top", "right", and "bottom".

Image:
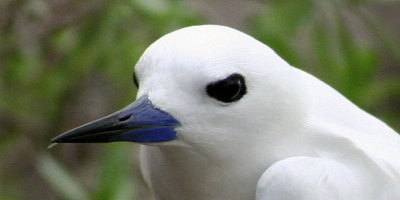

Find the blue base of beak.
[{"left": 111, "top": 127, "right": 177, "bottom": 143}]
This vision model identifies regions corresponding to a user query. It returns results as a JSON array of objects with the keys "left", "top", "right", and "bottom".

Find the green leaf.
[{"left": 92, "top": 144, "right": 135, "bottom": 200}]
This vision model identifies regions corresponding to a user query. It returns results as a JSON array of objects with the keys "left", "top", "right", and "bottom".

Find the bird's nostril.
[{"left": 118, "top": 114, "right": 132, "bottom": 122}]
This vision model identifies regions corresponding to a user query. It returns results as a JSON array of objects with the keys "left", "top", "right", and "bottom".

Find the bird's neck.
[
  {"left": 139, "top": 136, "right": 310, "bottom": 200},
  {"left": 140, "top": 144, "right": 279, "bottom": 200}
]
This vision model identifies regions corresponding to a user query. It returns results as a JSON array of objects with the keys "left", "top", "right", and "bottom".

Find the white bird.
[{"left": 52, "top": 25, "right": 400, "bottom": 200}]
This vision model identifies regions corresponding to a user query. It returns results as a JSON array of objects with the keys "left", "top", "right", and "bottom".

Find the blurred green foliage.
[{"left": 0, "top": 0, "right": 399, "bottom": 199}]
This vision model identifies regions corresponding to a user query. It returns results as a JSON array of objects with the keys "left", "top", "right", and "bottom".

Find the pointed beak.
[{"left": 51, "top": 95, "right": 179, "bottom": 143}]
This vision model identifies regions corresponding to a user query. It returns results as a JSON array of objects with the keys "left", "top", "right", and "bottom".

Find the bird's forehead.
[{"left": 135, "top": 25, "right": 266, "bottom": 79}]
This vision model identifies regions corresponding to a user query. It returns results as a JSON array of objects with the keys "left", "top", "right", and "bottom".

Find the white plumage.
[{"left": 133, "top": 25, "right": 400, "bottom": 200}]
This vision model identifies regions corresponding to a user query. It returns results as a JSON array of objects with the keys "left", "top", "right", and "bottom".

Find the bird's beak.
[{"left": 51, "top": 95, "right": 179, "bottom": 143}]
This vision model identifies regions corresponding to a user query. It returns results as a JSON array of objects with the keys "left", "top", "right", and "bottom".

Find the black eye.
[
  {"left": 206, "top": 73, "right": 246, "bottom": 103},
  {"left": 133, "top": 73, "right": 139, "bottom": 88}
]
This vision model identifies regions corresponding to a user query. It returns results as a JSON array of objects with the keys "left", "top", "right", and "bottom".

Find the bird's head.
[{"left": 52, "top": 25, "right": 306, "bottom": 153}]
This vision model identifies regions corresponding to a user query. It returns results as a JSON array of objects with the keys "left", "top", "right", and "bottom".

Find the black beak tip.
[
  {"left": 51, "top": 131, "right": 76, "bottom": 143},
  {"left": 51, "top": 135, "right": 64, "bottom": 143},
  {"left": 50, "top": 130, "right": 119, "bottom": 143}
]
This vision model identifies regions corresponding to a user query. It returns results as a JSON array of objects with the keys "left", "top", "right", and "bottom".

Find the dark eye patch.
[
  {"left": 133, "top": 73, "right": 139, "bottom": 88},
  {"left": 206, "top": 73, "right": 246, "bottom": 103}
]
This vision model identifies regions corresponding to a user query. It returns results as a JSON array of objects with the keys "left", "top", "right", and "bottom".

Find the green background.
[{"left": 1, "top": 0, "right": 399, "bottom": 199}]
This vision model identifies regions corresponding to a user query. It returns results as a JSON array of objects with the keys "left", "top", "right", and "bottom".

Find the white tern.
[{"left": 52, "top": 25, "right": 400, "bottom": 200}]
